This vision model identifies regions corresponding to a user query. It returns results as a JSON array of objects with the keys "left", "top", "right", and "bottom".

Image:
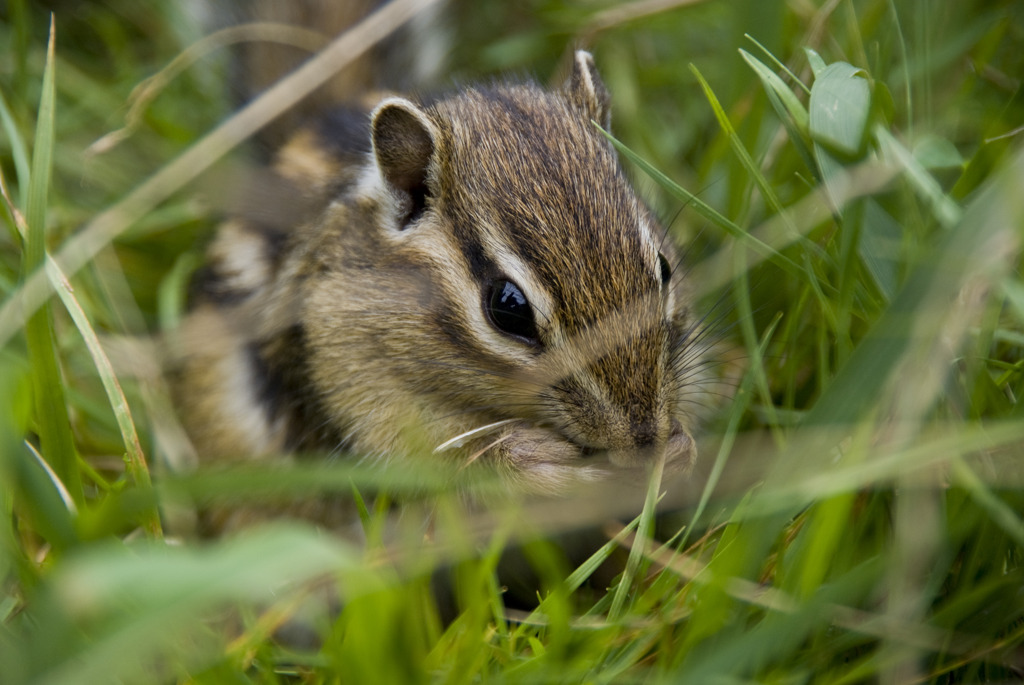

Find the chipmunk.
[{"left": 172, "top": 25, "right": 710, "bottom": 530}]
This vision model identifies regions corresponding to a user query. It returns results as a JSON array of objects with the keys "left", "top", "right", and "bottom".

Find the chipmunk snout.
[
  {"left": 542, "top": 317, "right": 693, "bottom": 469},
  {"left": 631, "top": 417, "right": 659, "bottom": 449}
]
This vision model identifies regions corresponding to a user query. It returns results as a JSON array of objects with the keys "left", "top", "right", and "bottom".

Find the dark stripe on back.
[
  {"left": 250, "top": 324, "right": 352, "bottom": 454},
  {"left": 188, "top": 263, "right": 250, "bottom": 308}
]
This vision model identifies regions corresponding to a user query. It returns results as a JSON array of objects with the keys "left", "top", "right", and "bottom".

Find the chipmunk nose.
[
  {"left": 607, "top": 418, "right": 694, "bottom": 468},
  {"left": 631, "top": 418, "right": 659, "bottom": 449}
]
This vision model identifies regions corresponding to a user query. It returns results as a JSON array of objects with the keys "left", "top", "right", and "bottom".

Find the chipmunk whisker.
[{"left": 433, "top": 418, "right": 519, "bottom": 453}]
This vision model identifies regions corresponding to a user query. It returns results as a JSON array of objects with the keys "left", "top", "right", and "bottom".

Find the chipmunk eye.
[
  {"left": 658, "top": 252, "right": 672, "bottom": 286},
  {"left": 485, "top": 279, "right": 539, "bottom": 343}
]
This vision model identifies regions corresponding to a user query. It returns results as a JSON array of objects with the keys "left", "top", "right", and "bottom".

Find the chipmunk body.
[{"left": 174, "top": 49, "right": 708, "bottom": 517}]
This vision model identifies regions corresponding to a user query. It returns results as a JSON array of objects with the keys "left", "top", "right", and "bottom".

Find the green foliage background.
[{"left": 2, "top": 0, "right": 1023, "bottom": 682}]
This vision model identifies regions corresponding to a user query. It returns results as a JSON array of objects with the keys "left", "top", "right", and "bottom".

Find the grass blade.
[
  {"left": 739, "top": 48, "right": 809, "bottom": 133},
  {"left": 608, "top": 452, "right": 666, "bottom": 621},
  {"left": 684, "top": 311, "right": 783, "bottom": 547},
  {"left": 774, "top": 147, "right": 1024, "bottom": 506},
  {"left": 22, "top": 18, "right": 83, "bottom": 510},
  {"left": 10, "top": 526, "right": 359, "bottom": 684},
  {"left": 744, "top": 33, "right": 810, "bottom": 96},
  {"left": 689, "top": 63, "right": 801, "bottom": 237},
  {"left": 740, "top": 48, "right": 818, "bottom": 179},
  {"left": 46, "top": 257, "right": 161, "bottom": 537},
  {"left": 875, "top": 124, "right": 962, "bottom": 228},
  {"left": 804, "top": 47, "right": 827, "bottom": 77}
]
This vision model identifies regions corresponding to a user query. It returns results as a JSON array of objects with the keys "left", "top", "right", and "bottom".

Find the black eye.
[
  {"left": 658, "top": 252, "right": 672, "bottom": 286},
  {"left": 484, "top": 279, "right": 539, "bottom": 343}
]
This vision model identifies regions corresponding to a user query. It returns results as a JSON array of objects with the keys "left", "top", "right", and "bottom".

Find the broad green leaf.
[{"left": 809, "top": 61, "right": 871, "bottom": 159}]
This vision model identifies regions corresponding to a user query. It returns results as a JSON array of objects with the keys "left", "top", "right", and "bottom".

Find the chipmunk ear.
[
  {"left": 565, "top": 50, "right": 612, "bottom": 131},
  {"left": 371, "top": 98, "right": 438, "bottom": 227}
]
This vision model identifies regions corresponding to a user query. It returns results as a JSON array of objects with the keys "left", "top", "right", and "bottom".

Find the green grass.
[{"left": 3, "top": 0, "right": 1024, "bottom": 682}]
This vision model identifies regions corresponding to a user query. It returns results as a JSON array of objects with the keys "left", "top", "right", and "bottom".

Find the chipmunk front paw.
[{"left": 489, "top": 425, "right": 609, "bottom": 494}]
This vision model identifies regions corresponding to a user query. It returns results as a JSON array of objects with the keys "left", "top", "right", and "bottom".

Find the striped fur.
[{"left": 174, "top": 51, "right": 708, "bottom": 513}]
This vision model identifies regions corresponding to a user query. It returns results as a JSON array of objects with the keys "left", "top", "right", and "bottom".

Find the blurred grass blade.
[
  {"left": 857, "top": 200, "right": 902, "bottom": 300},
  {"left": 913, "top": 134, "right": 965, "bottom": 170},
  {"left": 11, "top": 526, "right": 360, "bottom": 684},
  {"left": 88, "top": 22, "right": 331, "bottom": 155},
  {"left": 685, "top": 312, "right": 782, "bottom": 546},
  {"left": 738, "top": 422, "right": 1024, "bottom": 516},
  {"left": 0, "top": 353, "right": 78, "bottom": 559},
  {"left": 0, "top": 89, "right": 30, "bottom": 210},
  {"left": 787, "top": 421, "right": 875, "bottom": 599},
  {"left": 950, "top": 456, "right": 1024, "bottom": 548},
  {"left": 1001, "top": 278, "right": 1024, "bottom": 322},
  {"left": 779, "top": 147, "right": 1024, "bottom": 497},
  {"left": 875, "top": 124, "right": 962, "bottom": 228},
  {"left": 689, "top": 160, "right": 898, "bottom": 299},
  {"left": 23, "top": 19, "right": 84, "bottom": 509},
  {"left": 45, "top": 257, "right": 161, "bottom": 537}
]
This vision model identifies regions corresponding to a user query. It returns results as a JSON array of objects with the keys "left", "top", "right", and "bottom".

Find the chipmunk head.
[{"left": 300, "top": 51, "right": 704, "bottom": 492}]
